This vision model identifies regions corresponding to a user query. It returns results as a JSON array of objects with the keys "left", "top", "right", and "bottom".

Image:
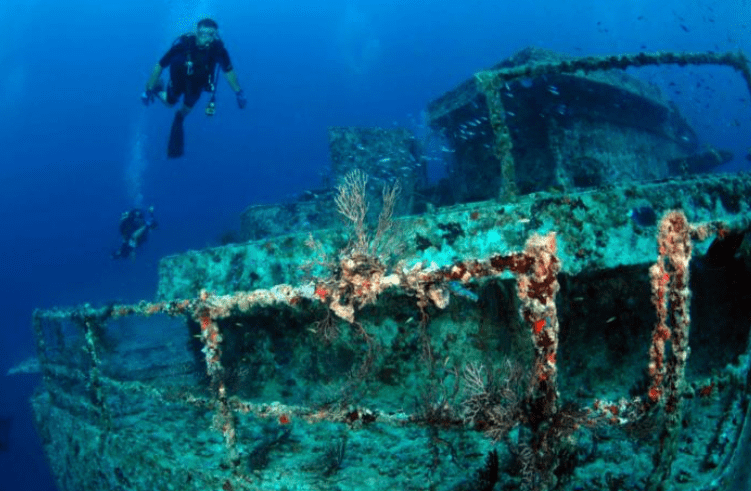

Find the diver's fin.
[{"left": 167, "top": 112, "right": 185, "bottom": 158}]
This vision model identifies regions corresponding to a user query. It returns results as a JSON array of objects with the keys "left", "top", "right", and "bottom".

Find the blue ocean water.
[{"left": 0, "top": 1, "right": 748, "bottom": 489}]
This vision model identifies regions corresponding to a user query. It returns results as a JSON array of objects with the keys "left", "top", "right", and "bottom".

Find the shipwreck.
[{"left": 14, "top": 48, "right": 751, "bottom": 491}]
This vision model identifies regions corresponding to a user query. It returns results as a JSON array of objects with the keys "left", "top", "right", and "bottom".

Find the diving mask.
[{"left": 197, "top": 27, "right": 217, "bottom": 47}]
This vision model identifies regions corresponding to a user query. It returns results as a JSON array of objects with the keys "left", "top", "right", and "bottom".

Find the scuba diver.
[
  {"left": 112, "top": 207, "right": 158, "bottom": 260},
  {"left": 141, "top": 18, "right": 246, "bottom": 158}
]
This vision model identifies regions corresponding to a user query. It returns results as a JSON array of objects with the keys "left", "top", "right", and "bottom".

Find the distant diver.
[
  {"left": 112, "top": 207, "right": 158, "bottom": 260},
  {"left": 141, "top": 18, "right": 246, "bottom": 158}
]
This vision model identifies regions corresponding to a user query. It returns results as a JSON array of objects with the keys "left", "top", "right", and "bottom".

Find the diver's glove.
[
  {"left": 236, "top": 90, "right": 247, "bottom": 109},
  {"left": 141, "top": 90, "right": 155, "bottom": 106}
]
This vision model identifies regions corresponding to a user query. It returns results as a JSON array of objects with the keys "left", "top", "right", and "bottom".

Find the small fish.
[
  {"left": 447, "top": 282, "right": 479, "bottom": 302},
  {"left": 547, "top": 85, "right": 560, "bottom": 96}
]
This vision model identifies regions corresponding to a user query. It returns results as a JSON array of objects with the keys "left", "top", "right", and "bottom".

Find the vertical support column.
[
  {"left": 73, "top": 311, "right": 112, "bottom": 441},
  {"left": 31, "top": 311, "right": 54, "bottom": 396},
  {"left": 516, "top": 232, "right": 561, "bottom": 414},
  {"left": 646, "top": 210, "right": 698, "bottom": 491},
  {"left": 195, "top": 297, "right": 239, "bottom": 468},
  {"left": 476, "top": 72, "right": 518, "bottom": 201}
]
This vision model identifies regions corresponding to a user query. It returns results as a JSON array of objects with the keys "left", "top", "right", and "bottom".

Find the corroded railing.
[
  {"left": 31, "top": 210, "right": 751, "bottom": 490},
  {"left": 475, "top": 50, "right": 751, "bottom": 200}
]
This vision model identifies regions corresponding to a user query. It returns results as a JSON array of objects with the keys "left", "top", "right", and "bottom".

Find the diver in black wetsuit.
[
  {"left": 141, "top": 18, "right": 246, "bottom": 158},
  {"left": 112, "top": 207, "right": 158, "bottom": 260}
]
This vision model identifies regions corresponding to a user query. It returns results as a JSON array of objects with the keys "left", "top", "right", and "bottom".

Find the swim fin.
[{"left": 167, "top": 112, "right": 185, "bottom": 158}]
